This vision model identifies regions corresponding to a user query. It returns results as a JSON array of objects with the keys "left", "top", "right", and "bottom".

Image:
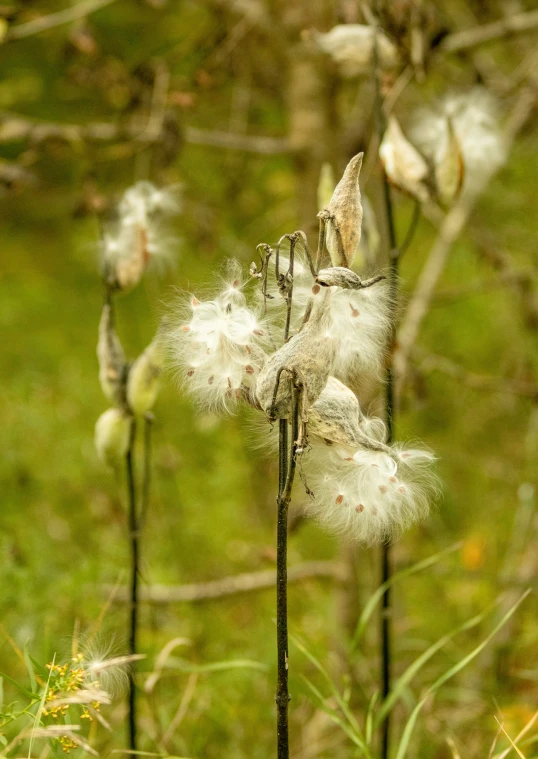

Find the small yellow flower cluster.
[
  {"left": 41, "top": 655, "right": 104, "bottom": 752},
  {"left": 58, "top": 735, "right": 78, "bottom": 754}
]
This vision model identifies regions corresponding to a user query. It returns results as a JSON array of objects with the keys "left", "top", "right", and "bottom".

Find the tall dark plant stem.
[
  {"left": 372, "top": 17, "right": 398, "bottom": 759},
  {"left": 381, "top": 173, "right": 398, "bottom": 759},
  {"left": 276, "top": 416, "right": 290, "bottom": 759},
  {"left": 275, "top": 378, "right": 302, "bottom": 759},
  {"left": 126, "top": 418, "right": 139, "bottom": 752}
]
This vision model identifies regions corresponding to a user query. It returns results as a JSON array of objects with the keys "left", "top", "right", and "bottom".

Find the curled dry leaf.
[
  {"left": 379, "top": 115, "right": 431, "bottom": 203},
  {"left": 322, "top": 153, "right": 364, "bottom": 268}
]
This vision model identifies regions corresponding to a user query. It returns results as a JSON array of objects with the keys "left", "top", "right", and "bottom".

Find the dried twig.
[
  {"left": 0, "top": 112, "right": 290, "bottom": 155},
  {"left": 6, "top": 0, "right": 117, "bottom": 41},
  {"left": 105, "top": 561, "right": 346, "bottom": 604},
  {"left": 441, "top": 10, "right": 538, "bottom": 54},
  {"left": 415, "top": 351, "right": 538, "bottom": 399}
]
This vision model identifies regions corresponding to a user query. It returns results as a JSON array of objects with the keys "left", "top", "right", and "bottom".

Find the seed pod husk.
[
  {"left": 322, "top": 153, "right": 364, "bottom": 268},
  {"left": 97, "top": 303, "right": 126, "bottom": 406}
]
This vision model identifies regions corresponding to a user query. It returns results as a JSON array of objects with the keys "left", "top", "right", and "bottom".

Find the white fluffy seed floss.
[{"left": 168, "top": 153, "right": 438, "bottom": 543}]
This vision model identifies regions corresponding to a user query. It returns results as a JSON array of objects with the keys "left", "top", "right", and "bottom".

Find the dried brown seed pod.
[{"left": 321, "top": 153, "right": 364, "bottom": 268}]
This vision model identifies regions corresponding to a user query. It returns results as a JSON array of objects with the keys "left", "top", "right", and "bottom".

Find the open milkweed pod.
[
  {"left": 95, "top": 408, "right": 132, "bottom": 468},
  {"left": 309, "top": 25, "right": 399, "bottom": 77},
  {"left": 379, "top": 116, "right": 431, "bottom": 203},
  {"left": 102, "top": 181, "right": 179, "bottom": 293},
  {"left": 309, "top": 377, "right": 390, "bottom": 450},
  {"left": 433, "top": 117, "right": 465, "bottom": 205},
  {"left": 255, "top": 288, "right": 338, "bottom": 419},
  {"left": 316, "top": 267, "right": 385, "bottom": 290},
  {"left": 127, "top": 328, "right": 165, "bottom": 416},
  {"left": 321, "top": 153, "right": 364, "bottom": 268},
  {"left": 97, "top": 303, "right": 126, "bottom": 406}
]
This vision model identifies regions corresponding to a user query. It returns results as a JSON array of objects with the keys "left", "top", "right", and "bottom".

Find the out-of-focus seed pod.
[
  {"left": 95, "top": 408, "right": 132, "bottom": 468},
  {"left": 379, "top": 116, "right": 431, "bottom": 202},
  {"left": 108, "top": 224, "right": 150, "bottom": 293},
  {"left": 97, "top": 304, "right": 126, "bottom": 406},
  {"left": 322, "top": 153, "right": 364, "bottom": 268},
  {"left": 317, "top": 163, "right": 335, "bottom": 212},
  {"left": 434, "top": 118, "right": 465, "bottom": 206},
  {"left": 127, "top": 333, "right": 164, "bottom": 416},
  {"left": 310, "top": 25, "right": 399, "bottom": 78}
]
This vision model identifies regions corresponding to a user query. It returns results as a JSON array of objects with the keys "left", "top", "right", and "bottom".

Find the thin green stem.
[{"left": 126, "top": 418, "right": 138, "bottom": 752}]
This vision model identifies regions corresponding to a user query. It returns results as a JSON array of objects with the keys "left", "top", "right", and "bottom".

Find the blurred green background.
[{"left": 0, "top": 1, "right": 537, "bottom": 757}]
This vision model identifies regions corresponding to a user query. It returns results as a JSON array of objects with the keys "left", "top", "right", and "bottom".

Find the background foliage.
[{"left": 1, "top": 1, "right": 537, "bottom": 757}]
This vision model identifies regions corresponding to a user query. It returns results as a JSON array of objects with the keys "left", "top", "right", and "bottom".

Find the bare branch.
[
  {"left": 441, "top": 10, "right": 538, "bottom": 54},
  {"left": 415, "top": 351, "right": 538, "bottom": 399},
  {"left": 0, "top": 112, "right": 290, "bottom": 154},
  {"left": 6, "top": 0, "right": 117, "bottom": 41},
  {"left": 106, "top": 561, "right": 347, "bottom": 604}
]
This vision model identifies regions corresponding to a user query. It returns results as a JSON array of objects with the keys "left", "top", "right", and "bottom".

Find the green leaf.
[
  {"left": 352, "top": 542, "right": 461, "bottom": 649},
  {"left": 291, "top": 634, "right": 373, "bottom": 759},
  {"left": 0, "top": 671, "right": 37, "bottom": 700},
  {"left": 29, "top": 657, "right": 48, "bottom": 679},
  {"left": 394, "top": 590, "right": 531, "bottom": 759},
  {"left": 0, "top": 676, "right": 3, "bottom": 712},
  {"left": 23, "top": 642, "right": 37, "bottom": 694},
  {"left": 376, "top": 607, "right": 491, "bottom": 726}
]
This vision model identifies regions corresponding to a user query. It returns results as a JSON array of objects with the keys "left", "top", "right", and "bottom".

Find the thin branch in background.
[
  {"left": 126, "top": 419, "right": 139, "bottom": 752},
  {"left": 6, "top": 0, "right": 118, "bottom": 41},
  {"left": 440, "top": 10, "right": 538, "bottom": 54},
  {"left": 415, "top": 351, "right": 538, "bottom": 399},
  {"left": 104, "top": 561, "right": 346, "bottom": 604}
]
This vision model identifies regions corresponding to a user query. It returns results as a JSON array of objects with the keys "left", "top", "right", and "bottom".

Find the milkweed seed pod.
[
  {"left": 170, "top": 265, "right": 268, "bottom": 411},
  {"left": 264, "top": 252, "right": 392, "bottom": 384},
  {"left": 410, "top": 88, "right": 505, "bottom": 195},
  {"left": 304, "top": 440, "right": 437, "bottom": 544},
  {"left": 97, "top": 303, "right": 126, "bottom": 406},
  {"left": 127, "top": 329, "right": 165, "bottom": 416},
  {"left": 310, "top": 25, "right": 399, "bottom": 77},
  {"left": 309, "top": 376, "right": 363, "bottom": 447},
  {"left": 322, "top": 153, "right": 364, "bottom": 268},
  {"left": 255, "top": 288, "right": 337, "bottom": 419},
  {"left": 102, "top": 181, "right": 179, "bottom": 293},
  {"left": 379, "top": 115, "right": 431, "bottom": 203},
  {"left": 95, "top": 408, "right": 132, "bottom": 468}
]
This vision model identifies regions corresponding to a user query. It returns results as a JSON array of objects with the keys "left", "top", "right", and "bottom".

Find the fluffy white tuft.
[
  {"left": 102, "top": 181, "right": 180, "bottom": 291},
  {"left": 410, "top": 88, "right": 505, "bottom": 193},
  {"left": 262, "top": 250, "right": 392, "bottom": 383},
  {"left": 168, "top": 266, "right": 269, "bottom": 412},
  {"left": 303, "top": 440, "right": 437, "bottom": 544}
]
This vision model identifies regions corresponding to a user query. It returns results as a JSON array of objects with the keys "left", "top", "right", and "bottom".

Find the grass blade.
[
  {"left": 352, "top": 542, "right": 461, "bottom": 649},
  {"left": 376, "top": 608, "right": 490, "bottom": 726},
  {"left": 394, "top": 590, "right": 531, "bottom": 759}
]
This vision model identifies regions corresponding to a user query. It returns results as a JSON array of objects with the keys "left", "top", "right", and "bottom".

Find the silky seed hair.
[{"left": 167, "top": 262, "right": 269, "bottom": 412}]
